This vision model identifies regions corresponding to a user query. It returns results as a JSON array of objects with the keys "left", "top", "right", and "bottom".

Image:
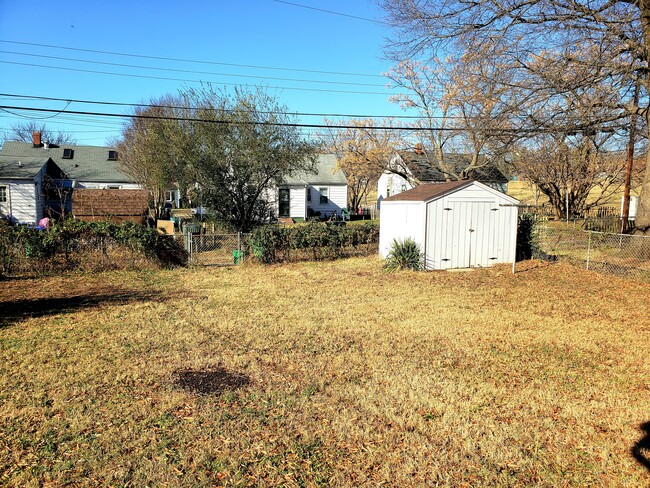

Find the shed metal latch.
[{"left": 443, "top": 207, "right": 452, "bottom": 211}]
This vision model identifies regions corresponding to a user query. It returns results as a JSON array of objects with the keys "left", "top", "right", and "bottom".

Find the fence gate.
[{"left": 186, "top": 233, "right": 245, "bottom": 266}]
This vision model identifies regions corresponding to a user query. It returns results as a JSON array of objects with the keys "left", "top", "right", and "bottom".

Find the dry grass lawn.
[
  {"left": 1, "top": 258, "right": 649, "bottom": 486},
  {"left": 507, "top": 180, "right": 643, "bottom": 207}
]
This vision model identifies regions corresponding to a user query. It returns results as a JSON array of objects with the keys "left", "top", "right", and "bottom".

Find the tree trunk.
[
  {"left": 634, "top": 1, "right": 650, "bottom": 232},
  {"left": 636, "top": 135, "right": 650, "bottom": 232}
]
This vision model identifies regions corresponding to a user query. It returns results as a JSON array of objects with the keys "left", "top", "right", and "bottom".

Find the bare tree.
[
  {"left": 516, "top": 135, "right": 626, "bottom": 219},
  {"left": 380, "top": 0, "right": 650, "bottom": 231},
  {"left": 385, "top": 54, "right": 520, "bottom": 182},
  {"left": 322, "top": 119, "right": 399, "bottom": 210},
  {"left": 4, "top": 121, "right": 76, "bottom": 146},
  {"left": 385, "top": 60, "right": 456, "bottom": 179}
]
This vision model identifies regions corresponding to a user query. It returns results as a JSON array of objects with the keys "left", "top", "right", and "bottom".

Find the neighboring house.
[
  {"left": 0, "top": 157, "right": 67, "bottom": 224},
  {"left": 377, "top": 151, "right": 509, "bottom": 202},
  {"left": 0, "top": 133, "right": 143, "bottom": 224},
  {"left": 274, "top": 154, "right": 348, "bottom": 221},
  {"left": 379, "top": 180, "right": 520, "bottom": 270}
]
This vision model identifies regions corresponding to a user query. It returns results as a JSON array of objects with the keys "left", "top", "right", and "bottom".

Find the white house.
[
  {"left": 379, "top": 180, "right": 520, "bottom": 270},
  {"left": 0, "top": 134, "right": 142, "bottom": 224},
  {"left": 275, "top": 154, "right": 348, "bottom": 221},
  {"left": 378, "top": 151, "right": 509, "bottom": 203},
  {"left": 0, "top": 157, "right": 66, "bottom": 224}
]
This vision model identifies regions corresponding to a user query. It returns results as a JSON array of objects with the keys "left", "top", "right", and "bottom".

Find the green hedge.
[
  {"left": 516, "top": 213, "right": 541, "bottom": 261},
  {"left": 248, "top": 221, "right": 379, "bottom": 264},
  {"left": 0, "top": 220, "right": 187, "bottom": 276}
]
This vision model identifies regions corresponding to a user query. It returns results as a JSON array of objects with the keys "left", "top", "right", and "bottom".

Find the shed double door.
[{"left": 432, "top": 200, "right": 498, "bottom": 269}]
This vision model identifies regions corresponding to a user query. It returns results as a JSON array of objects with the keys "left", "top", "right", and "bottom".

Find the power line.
[
  {"left": 0, "top": 125, "right": 118, "bottom": 133},
  {"left": 0, "top": 104, "right": 460, "bottom": 131},
  {"left": 1, "top": 95, "right": 622, "bottom": 132},
  {"left": 0, "top": 60, "right": 392, "bottom": 96},
  {"left": 0, "top": 50, "right": 389, "bottom": 88},
  {"left": 0, "top": 39, "right": 385, "bottom": 79},
  {"left": 0, "top": 93, "right": 433, "bottom": 120},
  {"left": 271, "top": 0, "right": 385, "bottom": 25},
  {"left": 0, "top": 103, "right": 585, "bottom": 134}
]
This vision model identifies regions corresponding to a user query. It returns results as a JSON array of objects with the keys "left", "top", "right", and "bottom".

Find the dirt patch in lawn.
[{"left": 174, "top": 367, "right": 251, "bottom": 395}]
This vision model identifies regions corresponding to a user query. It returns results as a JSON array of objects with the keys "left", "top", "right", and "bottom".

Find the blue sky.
[{"left": 0, "top": 0, "right": 408, "bottom": 146}]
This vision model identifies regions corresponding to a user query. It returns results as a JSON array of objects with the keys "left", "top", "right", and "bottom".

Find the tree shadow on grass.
[
  {"left": 0, "top": 289, "right": 180, "bottom": 328},
  {"left": 632, "top": 421, "right": 650, "bottom": 473},
  {"left": 174, "top": 367, "right": 250, "bottom": 396}
]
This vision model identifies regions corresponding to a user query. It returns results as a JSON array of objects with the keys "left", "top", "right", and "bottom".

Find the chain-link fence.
[
  {"left": 538, "top": 225, "right": 650, "bottom": 282},
  {"left": 185, "top": 233, "right": 247, "bottom": 266}
]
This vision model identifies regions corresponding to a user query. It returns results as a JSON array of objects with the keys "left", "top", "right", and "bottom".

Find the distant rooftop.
[
  {"left": 281, "top": 153, "right": 347, "bottom": 186},
  {"left": 397, "top": 151, "right": 508, "bottom": 184},
  {"left": 0, "top": 141, "right": 135, "bottom": 183}
]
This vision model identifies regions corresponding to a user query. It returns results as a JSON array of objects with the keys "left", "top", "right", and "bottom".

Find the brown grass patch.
[{"left": 0, "top": 257, "right": 648, "bottom": 486}]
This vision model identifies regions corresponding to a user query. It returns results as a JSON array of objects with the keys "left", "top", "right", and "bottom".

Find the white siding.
[
  {"left": 377, "top": 173, "right": 414, "bottom": 201},
  {"left": 307, "top": 184, "right": 347, "bottom": 216},
  {"left": 75, "top": 181, "right": 142, "bottom": 190},
  {"left": 0, "top": 179, "right": 38, "bottom": 223},
  {"left": 424, "top": 184, "right": 518, "bottom": 269},
  {"left": 273, "top": 185, "right": 307, "bottom": 219},
  {"left": 380, "top": 182, "right": 519, "bottom": 269},
  {"left": 289, "top": 186, "right": 306, "bottom": 219},
  {"left": 379, "top": 201, "right": 425, "bottom": 258}
]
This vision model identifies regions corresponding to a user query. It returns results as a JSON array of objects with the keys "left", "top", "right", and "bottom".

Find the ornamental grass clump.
[{"left": 384, "top": 238, "right": 424, "bottom": 271}]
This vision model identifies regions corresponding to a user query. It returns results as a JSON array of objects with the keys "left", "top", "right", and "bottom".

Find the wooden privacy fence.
[{"left": 517, "top": 205, "right": 635, "bottom": 233}]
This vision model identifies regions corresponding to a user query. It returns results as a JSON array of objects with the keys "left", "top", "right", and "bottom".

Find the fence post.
[
  {"left": 189, "top": 233, "right": 193, "bottom": 265},
  {"left": 237, "top": 232, "right": 242, "bottom": 265},
  {"left": 586, "top": 232, "right": 591, "bottom": 270}
]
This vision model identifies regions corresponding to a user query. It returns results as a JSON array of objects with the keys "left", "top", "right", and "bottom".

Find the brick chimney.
[{"left": 32, "top": 131, "right": 42, "bottom": 148}]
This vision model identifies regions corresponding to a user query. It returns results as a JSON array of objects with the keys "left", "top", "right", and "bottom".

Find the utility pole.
[{"left": 622, "top": 83, "right": 640, "bottom": 233}]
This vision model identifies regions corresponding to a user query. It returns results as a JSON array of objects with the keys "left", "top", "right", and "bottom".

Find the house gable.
[
  {"left": 275, "top": 154, "right": 348, "bottom": 220},
  {"left": 0, "top": 141, "right": 136, "bottom": 185}
]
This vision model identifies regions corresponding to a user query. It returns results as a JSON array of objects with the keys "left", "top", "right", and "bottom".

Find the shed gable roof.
[{"left": 383, "top": 180, "right": 474, "bottom": 202}]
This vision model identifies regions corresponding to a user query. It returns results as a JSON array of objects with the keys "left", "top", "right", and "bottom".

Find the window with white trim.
[
  {"left": 319, "top": 187, "right": 328, "bottom": 205},
  {"left": 0, "top": 186, "right": 7, "bottom": 203}
]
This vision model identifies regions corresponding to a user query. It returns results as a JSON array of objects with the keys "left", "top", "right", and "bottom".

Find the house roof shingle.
[
  {"left": 0, "top": 141, "right": 134, "bottom": 183},
  {"left": 0, "top": 156, "right": 49, "bottom": 179},
  {"left": 281, "top": 153, "right": 347, "bottom": 186},
  {"left": 398, "top": 151, "right": 508, "bottom": 183}
]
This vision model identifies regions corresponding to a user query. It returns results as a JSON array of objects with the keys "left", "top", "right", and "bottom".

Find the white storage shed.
[{"left": 379, "top": 180, "right": 520, "bottom": 270}]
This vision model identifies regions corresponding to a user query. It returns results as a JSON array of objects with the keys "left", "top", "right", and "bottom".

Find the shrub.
[
  {"left": 516, "top": 213, "right": 541, "bottom": 261},
  {"left": 0, "top": 219, "right": 187, "bottom": 277},
  {"left": 384, "top": 238, "right": 424, "bottom": 271},
  {"left": 248, "top": 221, "right": 379, "bottom": 264}
]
